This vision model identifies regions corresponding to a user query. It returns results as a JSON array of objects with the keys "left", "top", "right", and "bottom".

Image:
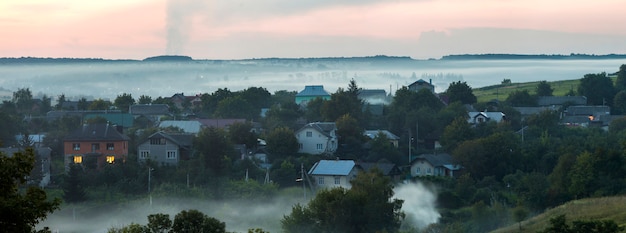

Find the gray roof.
[
  {"left": 537, "top": 96, "right": 587, "bottom": 106},
  {"left": 357, "top": 162, "right": 401, "bottom": 176},
  {"left": 129, "top": 104, "right": 170, "bottom": 115},
  {"left": 196, "top": 119, "right": 246, "bottom": 129},
  {"left": 468, "top": 111, "right": 505, "bottom": 122},
  {"left": 65, "top": 123, "right": 130, "bottom": 141},
  {"left": 364, "top": 130, "right": 400, "bottom": 140},
  {"left": 159, "top": 120, "right": 202, "bottom": 134},
  {"left": 565, "top": 106, "right": 610, "bottom": 116},
  {"left": 144, "top": 131, "right": 193, "bottom": 149},
  {"left": 309, "top": 160, "right": 357, "bottom": 176},
  {"left": 298, "top": 122, "right": 336, "bottom": 138},
  {"left": 296, "top": 85, "right": 330, "bottom": 97},
  {"left": 513, "top": 106, "right": 558, "bottom": 116}
]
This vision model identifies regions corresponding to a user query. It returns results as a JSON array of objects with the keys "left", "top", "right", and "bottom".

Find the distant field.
[{"left": 492, "top": 195, "right": 626, "bottom": 233}]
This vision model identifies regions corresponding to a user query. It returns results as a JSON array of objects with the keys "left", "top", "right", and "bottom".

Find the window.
[
  {"left": 106, "top": 156, "right": 115, "bottom": 164},
  {"left": 139, "top": 150, "right": 149, "bottom": 159},
  {"left": 167, "top": 151, "right": 177, "bottom": 159},
  {"left": 415, "top": 167, "right": 421, "bottom": 174},
  {"left": 316, "top": 143, "right": 323, "bottom": 150},
  {"left": 73, "top": 155, "right": 82, "bottom": 164},
  {"left": 73, "top": 143, "right": 80, "bottom": 151},
  {"left": 306, "top": 131, "right": 312, "bottom": 137},
  {"left": 150, "top": 138, "right": 166, "bottom": 145},
  {"left": 91, "top": 143, "right": 100, "bottom": 152},
  {"left": 318, "top": 177, "right": 324, "bottom": 185},
  {"left": 427, "top": 168, "right": 431, "bottom": 174},
  {"left": 334, "top": 177, "right": 340, "bottom": 185},
  {"left": 299, "top": 143, "right": 303, "bottom": 149},
  {"left": 107, "top": 143, "right": 114, "bottom": 150}
]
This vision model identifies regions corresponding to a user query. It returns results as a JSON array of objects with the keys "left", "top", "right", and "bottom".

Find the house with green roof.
[{"left": 295, "top": 85, "right": 330, "bottom": 105}]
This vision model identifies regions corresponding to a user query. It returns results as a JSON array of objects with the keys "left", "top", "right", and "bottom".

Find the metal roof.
[
  {"left": 296, "top": 85, "right": 330, "bottom": 97},
  {"left": 309, "top": 160, "right": 356, "bottom": 176}
]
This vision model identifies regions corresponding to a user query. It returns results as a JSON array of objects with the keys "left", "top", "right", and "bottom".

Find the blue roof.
[
  {"left": 296, "top": 85, "right": 330, "bottom": 97},
  {"left": 309, "top": 160, "right": 356, "bottom": 176}
]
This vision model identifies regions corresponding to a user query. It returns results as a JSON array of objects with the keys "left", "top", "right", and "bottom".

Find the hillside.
[
  {"left": 492, "top": 195, "right": 626, "bottom": 233},
  {"left": 473, "top": 79, "right": 581, "bottom": 103}
]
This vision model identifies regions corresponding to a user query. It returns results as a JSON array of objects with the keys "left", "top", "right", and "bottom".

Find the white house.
[
  {"left": 295, "top": 122, "right": 338, "bottom": 155},
  {"left": 467, "top": 111, "right": 506, "bottom": 124},
  {"left": 410, "top": 153, "right": 461, "bottom": 178},
  {"left": 308, "top": 159, "right": 361, "bottom": 189}
]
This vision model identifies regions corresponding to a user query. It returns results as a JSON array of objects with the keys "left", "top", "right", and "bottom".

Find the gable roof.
[
  {"left": 309, "top": 160, "right": 357, "bottom": 176},
  {"left": 65, "top": 123, "right": 130, "bottom": 141},
  {"left": 297, "top": 122, "right": 336, "bottom": 138},
  {"left": 468, "top": 111, "right": 505, "bottom": 122},
  {"left": 408, "top": 79, "right": 433, "bottom": 87},
  {"left": 84, "top": 113, "right": 134, "bottom": 128},
  {"left": 565, "top": 105, "right": 610, "bottom": 116},
  {"left": 159, "top": 120, "right": 202, "bottom": 134},
  {"left": 196, "top": 119, "right": 246, "bottom": 129},
  {"left": 537, "top": 96, "right": 587, "bottom": 106},
  {"left": 129, "top": 104, "right": 170, "bottom": 115},
  {"left": 411, "top": 153, "right": 455, "bottom": 167},
  {"left": 296, "top": 85, "right": 330, "bottom": 97},
  {"left": 144, "top": 131, "right": 193, "bottom": 149},
  {"left": 357, "top": 162, "right": 401, "bottom": 176},
  {"left": 364, "top": 130, "right": 400, "bottom": 140}
]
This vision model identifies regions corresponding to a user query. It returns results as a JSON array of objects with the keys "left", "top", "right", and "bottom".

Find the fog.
[
  {"left": 39, "top": 182, "right": 439, "bottom": 233},
  {"left": 2, "top": 59, "right": 625, "bottom": 102}
]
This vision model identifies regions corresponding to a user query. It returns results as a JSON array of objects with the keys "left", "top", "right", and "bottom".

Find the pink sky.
[{"left": 2, "top": 0, "right": 626, "bottom": 59}]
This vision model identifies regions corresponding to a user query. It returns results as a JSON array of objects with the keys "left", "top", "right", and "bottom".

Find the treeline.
[{"left": 441, "top": 53, "right": 626, "bottom": 60}]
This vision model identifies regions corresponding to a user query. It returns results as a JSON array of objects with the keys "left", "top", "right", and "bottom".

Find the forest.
[{"left": 2, "top": 64, "right": 626, "bottom": 232}]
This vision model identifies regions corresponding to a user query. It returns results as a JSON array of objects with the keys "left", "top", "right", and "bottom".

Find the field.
[
  {"left": 492, "top": 195, "right": 626, "bottom": 233},
  {"left": 473, "top": 79, "right": 581, "bottom": 103}
]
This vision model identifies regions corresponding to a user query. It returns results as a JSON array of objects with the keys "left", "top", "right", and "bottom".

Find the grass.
[
  {"left": 491, "top": 195, "right": 626, "bottom": 233},
  {"left": 473, "top": 79, "right": 580, "bottom": 103}
]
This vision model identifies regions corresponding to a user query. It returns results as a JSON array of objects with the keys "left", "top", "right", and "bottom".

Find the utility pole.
[
  {"left": 301, "top": 163, "right": 306, "bottom": 200},
  {"left": 408, "top": 130, "right": 412, "bottom": 164}
]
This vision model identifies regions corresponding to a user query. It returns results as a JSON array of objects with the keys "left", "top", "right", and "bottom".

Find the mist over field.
[{"left": 2, "top": 58, "right": 625, "bottom": 102}]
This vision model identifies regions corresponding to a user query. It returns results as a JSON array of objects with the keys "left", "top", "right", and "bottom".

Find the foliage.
[
  {"left": 304, "top": 97, "right": 326, "bottom": 122},
  {"left": 537, "top": 214, "right": 624, "bottom": 233},
  {"left": 62, "top": 163, "right": 87, "bottom": 203},
  {"left": 114, "top": 93, "right": 135, "bottom": 112},
  {"left": 335, "top": 114, "right": 365, "bottom": 156},
  {"left": 137, "top": 94, "right": 152, "bottom": 104},
  {"left": 171, "top": 209, "right": 226, "bottom": 233},
  {"left": 265, "top": 127, "right": 299, "bottom": 160},
  {"left": 12, "top": 87, "right": 33, "bottom": 114},
  {"left": 445, "top": 81, "right": 477, "bottom": 104},
  {"left": 321, "top": 79, "right": 365, "bottom": 125},
  {"left": 88, "top": 98, "right": 111, "bottom": 110},
  {"left": 615, "top": 64, "right": 626, "bottom": 91},
  {"left": 612, "top": 90, "right": 626, "bottom": 114},
  {"left": 214, "top": 96, "right": 256, "bottom": 120},
  {"left": 441, "top": 117, "right": 474, "bottom": 152},
  {"left": 578, "top": 72, "right": 615, "bottom": 106},
  {"left": 506, "top": 89, "right": 536, "bottom": 107},
  {"left": 281, "top": 169, "right": 404, "bottom": 233},
  {"left": 147, "top": 213, "right": 172, "bottom": 233},
  {"left": 609, "top": 116, "right": 626, "bottom": 134},
  {"left": 228, "top": 122, "right": 257, "bottom": 149},
  {"left": 536, "top": 80, "right": 554, "bottom": 96},
  {"left": 0, "top": 148, "right": 61, "bottom": 232},
  {"left": 263, "top": 102, "right": 302, "bottom": 131}
]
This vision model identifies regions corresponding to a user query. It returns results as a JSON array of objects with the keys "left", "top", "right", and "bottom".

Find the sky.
[{"left": 2, "top": 0, "right": 626, "bottom": 60}]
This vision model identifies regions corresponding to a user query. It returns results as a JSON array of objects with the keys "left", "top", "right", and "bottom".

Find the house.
[
  {"left": 137, "top": 131, "right": 193, "bottom": 166},
  {"left": 169, "top": 93, "right": 202, "bottom": 110},
  {"left": 467, "top": 111, "right": 506, "bottom": 124},
  {"left": 196, "top": 118, "right": 246, "bottom": 130},
  {"left": 358, "top": 89, "right": 390, "bottom": 105},
  {"left": 295, "top": 122, "right": 338, "bottom": 155},
  {"left": 295, "top": 85, "right": 331, "bottom": 105},
  {"left": 308, "top": 159, "right": 361, "bottom": 189},
  {"left": 410, "top": 153, "right": 461, "bottom": 178},
  {"left": 357, "top": 161, "right": 402, "bottom": 182},
  {"left": 129, "top": 104, "right": 171, "bottom": 123},
  {"left": 408, "top": 79, "right": 435, "bottom": 93},
  {"left": 0, "top": 147, "right": 52, "bottom": 187},
  {"left": 537, "top": 96, "right": 587, "bottom": 107},
  {"left": 364, "top": 130, "right": 400, "bottom": 148},
  {"left": 84, "top": 113, "right": 134, "bottom": 128},
  {"left": 63, "top": 123, "right": 130, "bottom": 171},
  {"left": 159, "top": 120, "right": 203, "bottom": 134}
]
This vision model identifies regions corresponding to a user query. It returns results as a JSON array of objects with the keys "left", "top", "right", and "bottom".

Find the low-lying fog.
[
  {"left": 39, "top": 182, "right": 440, "bottom": 233},
  {"left": 2, "top": 59, "right": 625, "bottom": 101}
]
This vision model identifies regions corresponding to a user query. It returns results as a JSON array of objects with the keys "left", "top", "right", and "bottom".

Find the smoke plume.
[{"left": 394, "top": 182, "right": 440, "bottom": 229}]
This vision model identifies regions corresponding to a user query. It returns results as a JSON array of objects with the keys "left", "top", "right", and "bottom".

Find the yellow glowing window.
[
  {"left": 73, "top": 155, "right": 83, "bottom": 164},
  {"left": 106, "top": 156, "right": 115, "bottom": 164}
]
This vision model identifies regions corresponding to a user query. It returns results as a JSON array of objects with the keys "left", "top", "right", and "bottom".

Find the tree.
[
  {"left": 63, "top": 164, "right": 87, "bottom": 203},
  {"left": 506, "top": 89, "right": 536, "bottom": 107},
  {"left": 137, "top": 95, "right": 152, "bottom": 104},
  {"left": 536, "top": 80, "right": 554, "bottom": 96},
  {"left": 194, "top": 127, "right": 234, "bottom": 177},
  {"left": 609, "top": 116, "right": 626, "bottom": 134},
  {"left": 615, "top": 64, "right": 626, "bottom": 91},
  {"left": 512, "top": 205, "right": 529, "bottom": 230},
  {"left": 445, "top": 81, "right": 477, "bottom": 104},
  {"left": 171, "top": 209, "right": 226, "bottom": 233},
  {"left": 77, "top": 97, "right": 89, "bottom": 110},
  {"left": 214, "top": 96, "right": 256, "bottom": 120},
  {"left": 441, "top": 117, "right": 474, "bottom": 152},
  {"left": 13, "top": 88, "right": 33, "bottom": 114},
  {"left": 147, "top": 213, "right": 172, "bottom": 233},
  {"left": 114, "top": 93, "right": 135, "bottom": 112},
  {"left": 265, "top": 127, "right": 299, "bottom": 160},
  {"left": 612, "top": 90, "right": 626, "bottom": 114},
  {"left": 55, "top": 93, "right": 66, "bottom": 110},
  {"left": 321, "top": 79, "right": 364, "bottom": 125},
  {"left": 228, "top": 122, "right": 257, "bottom": 149},
  {"left": 0, "top": 148, "right": 60, "bottom": 232},
  {"left": 281, "top": 169, "right": 404, "bottom": 233},
  {"left": 40, "top": 94, "right": 52, "bottom": 114},
  {"left": 304, "top": 97, "right": 326, "bottom": 123},
  {"left": 335, "top": 114, "right": 365, "bottom": 156},
  {"left": 88, "top": 98, "right": 111, "bottom": 110},
  {"left": 578, "top": 72, "right": 615, "bottom": 106}
]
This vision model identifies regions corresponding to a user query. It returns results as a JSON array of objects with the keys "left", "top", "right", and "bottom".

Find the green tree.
[
  {"left": 281, "top": 169, "right": 404, "bottom": 233},
  {"left": 137, "top": 95, "right": 152, "bottom": 104},
  {"left": 114, "top": 93, "right": 135, "bottom": 112},
  {"left": 88, "top": 98, "right": 111, "bottom": 110},
  {"left": 239, "top": 87, "right": 272, "bottom": 110},
  {"left": 194, "top": 127, "right": 234, "bottom": 177},
  {"left": 321, "top": 79, "right": 364, "bottom": 125},
  {"left": 609, "top": 116, "right": 626, "bottom": 134},
  {"left": 445, "top": 81, "right": 477, "bottom": 104},
  {"left": 536, "top": 80, "right": 554, "bottom": 96},
  {"left": 366, "top": 131, "right": 403, "bottom": 164},
  {"left": 578, "top": 72, "right": 615, "bottom": 106},
  {"left": 615, "top": 64, "right": 626, "bottom": 91},
  {"left": 304, "top": 97, "right": 326, "bottom": 123},
  {"left": 171, "top": 209, "right": 225, "bottom": 233},
  {"left": 0, "top": 148, "right": 61, "bottom": 232},
  {"left": 63, "top": 164, "right": 87, "bottom": 203},
  {"left": 263, "top": 102, "right": 302, "bottom": 131},
  {"left": 506, "top": 89, "right": 536, "bottom": 107},
  {"left": 441, "top": 117, "right": 474, "bottom": 152},
  {"left": 512, "top": 205, "right": 529, "bottom": 230},
  {"left": 55, "top": 93, "right": 66, "bottom": 110},
  {"left": 77, "top": 97, "right": 89, "bottom": 110},
  {"left": 147, "top": 213, "right": 172, "bottom": 233},
  {"left": 214, "top": 96, "right": 256, "bottom": 120},
  {"left": 265, "top": 127, "right": 299, "bottom": 161},
  {"left": 12, "top": 88, "right": 34, "bottom": 114},
  {"left": 335, "top": 114, "right": 365, "bottom": 156},
  {"left": 612, "top": 90, "right": 626, "bottom": 114},
  {"left": 271, "top": 90, "right": 297, "bottom": 106},
  {"left": 40, "top": 94, "right": 52, "bottom": 115},
  {"left": 228, "top": 122, "right": 257, "bottom": 149},
  {"left": 568, "top": 151, "right": 597, "bottom": 198}
]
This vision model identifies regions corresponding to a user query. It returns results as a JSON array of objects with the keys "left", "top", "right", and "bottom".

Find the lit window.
[
  {"left": 73, "top": 155, "right": 82, "bottom": 164},
  {"left": 318, "top": 177, "right": 324, "bottom": 185},
  {"left": 334, "top": 177, "right": 340, "bottom": 185},
  {"left": 73, "top": 143, "right": 80, "bottom": 151},
  {"left": 107, "top": 143, "right": 114, "bottom": 150},
  {"left": 167, "top": 151, "right": 177, "bottom": 159},
  {"left": 306, "top": 131, "right": 312, "bottom": 137},
  {"left": 106, "top": 156, "right": 115, "bottom": 164},
  {"left": 139, "top": 151, "right": 149, "bottom": 159},
  {"left": 316, "top": 144, "right": 323, "bottom": 150}
]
